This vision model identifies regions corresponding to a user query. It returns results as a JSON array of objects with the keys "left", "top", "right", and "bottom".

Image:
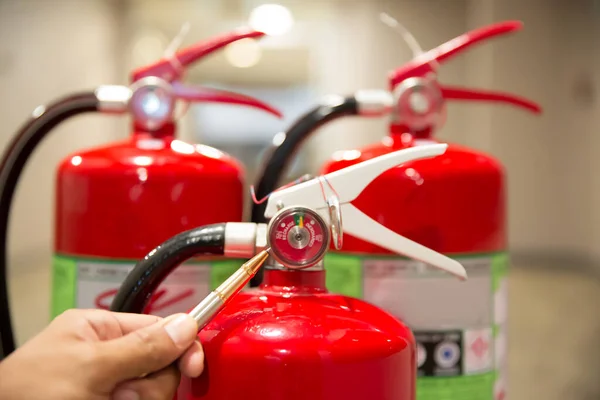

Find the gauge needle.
[{"left": 295, "top": 212, "right": 304, "bottom": 228}]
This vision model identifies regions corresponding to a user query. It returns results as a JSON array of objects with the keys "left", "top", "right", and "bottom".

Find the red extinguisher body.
[
  {"left": 47, "top": 27, "right": 282, "bottom": 319},
  {"left": 52, "top": 126, "right": 246, "bottom": 317},
  {"left": 322, "top": 135, "right": 505, "bottom": 255},
  {"left": 309, "top": 20, "right": 542, "bottom": 399},
  {"left": 108, "top": 145, "right": 466, "bottom": 400},
  {"left": 320, "top": 135, "right": 507, "bottom": 398},
  {"left": 178, "top": 270, "right": 417, "bottom": 400}
]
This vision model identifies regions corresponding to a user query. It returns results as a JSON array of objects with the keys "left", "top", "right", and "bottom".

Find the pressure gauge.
[{"left": 267, "top": 206, "right": 330, "bottom": 269}]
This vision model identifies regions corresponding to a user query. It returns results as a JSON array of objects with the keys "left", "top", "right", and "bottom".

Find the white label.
[
  {"left": 325, "top": 252, "right": 509, "bottom": 397},
  {"left": 363, "top": 256, "right": 492, "bottom": 329},
  {"left": 355, "top": 253, "right": 506, "bottom": 382},
  {"left": 76, "top": 261, "right": 211, "bottom": 317},
  {"left": 495, "top": 277, "right": 508, "bottom": 324}
]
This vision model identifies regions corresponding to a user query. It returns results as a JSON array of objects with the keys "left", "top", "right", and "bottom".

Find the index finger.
[
  {"left": 75, "top": 309, "right": 163, "bottom": 340},
  {"left": 105, "top": 311, "right": 164, "bottom": 334}
]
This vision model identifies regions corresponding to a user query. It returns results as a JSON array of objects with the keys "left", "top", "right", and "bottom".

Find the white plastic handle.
[
  {"left": 340, "top": 205, "right": 467, "bottom": 280},
  {"left": 264, "top": 143, "right": 448, "bottom": 218},
  {"left": 264, "top": 142, "right": 466, "bottom": 280}
]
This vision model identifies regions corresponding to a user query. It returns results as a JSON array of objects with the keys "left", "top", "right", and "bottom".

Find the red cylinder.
[
  {"left": 311, "top": 20, "right": 544, "bottom": 400},
  {"left": 51, "top": 124, "right": 246, "bottom": 318},
  {"left": 322, "top": 132, "right": 504, "bottom": 255},
  {"left": 47, "top": 26, "right": 280, "bottom": 320},
  {"left": 319, "top": 129, "right": 506, "bottom": 398},
  {"left": 178, "top": 268, "right": 416, "bottom": 400}
]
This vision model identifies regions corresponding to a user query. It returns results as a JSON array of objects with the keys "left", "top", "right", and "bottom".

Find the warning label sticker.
[
  {"left": 416, "top": 330, "right": 463, "bottom": 377},
  {"left": 77, "top": 261, "right": 211, "bottom": 317},
  {"left": 361, "top": 256, "right": 492, "bottom": 330},
  {"left": 323, "top": 251, "right": 508, "bottom": 400},
  {"left": 464, "top": 328, "right": 493, "bottom": 374},
  {"left": 51, "top": 255, "right": 243, "bottom": 318}
]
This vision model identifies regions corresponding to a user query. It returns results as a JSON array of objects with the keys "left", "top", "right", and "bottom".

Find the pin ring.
[{"left": 326, "top": 195, "right": 343, "bottom": 250}]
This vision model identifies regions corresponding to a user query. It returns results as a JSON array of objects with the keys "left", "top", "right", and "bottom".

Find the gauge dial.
[{"left": 268, "top": 206, "right": 329, "bottom": 269}]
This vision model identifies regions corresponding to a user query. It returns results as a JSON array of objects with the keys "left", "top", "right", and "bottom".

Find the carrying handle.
[
  {"left": 262, "top": 144, "right": 448, "bottom": 219},
  {"left": 131, "top": 27, "right": 265, "bottom": 82},
  {"left": 127, "top": 26, "right": 282, "bottom": 129},
  {"left": 389, "top": 21, "right": 522, "bottom": 87},
  {"left": 341, "top": 206, "right": 467, "bottom": 280},
  {"left": 262, "top": 143, "right": 467, "bottom": 280},
  {"left": 171, "top": 82, "right": 282, "bottom": 117},
  {"left": 384, "top": 19, "right": 541, "bottom": 127},
  {"left": 440, "top": 85, "right": 542, "bottom": 114}
]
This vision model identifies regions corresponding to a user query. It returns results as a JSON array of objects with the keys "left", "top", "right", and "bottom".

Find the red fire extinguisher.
[
  {"left": 251, "top": 20, "right": 542, "bottom": 400},
  {"left": 110, "top": 143, "right": 467, "bottom": 399},
  {"left": 0, "top": 27, "right": 282, "bottom": 358}
]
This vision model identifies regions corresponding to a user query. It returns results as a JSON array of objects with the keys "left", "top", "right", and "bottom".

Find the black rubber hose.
[
  {"left": 110, "top": 223, "right": 226, "bottom": 314},
  {"left": 249, "top": 96, "right": 358, "bottom": 286},
  {"left": 0, "top": 92, "right": 100, "bottom": 359}
]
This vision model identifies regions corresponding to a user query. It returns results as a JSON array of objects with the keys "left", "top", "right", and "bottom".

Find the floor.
[
  {"left": 506, "top": 267, "right": 600, "bottom": 400},
  {"left": 7, "top": 264, "right": 600, "bottom": 399}
]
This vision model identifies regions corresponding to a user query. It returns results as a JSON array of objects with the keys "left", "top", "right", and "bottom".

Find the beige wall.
[
  {"left": 0, "top": 0, "right": 127, "bottom": 269},
  {"left": 0, "top": 0, "right": 129, "bottom": 343},
  {"left": 591, "top": 5, "right": 600, "bottom": 263},
  {"left": 464, "top": 0, "right": 597, "bottom": 265}
]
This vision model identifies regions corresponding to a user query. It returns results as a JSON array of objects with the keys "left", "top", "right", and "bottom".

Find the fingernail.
[
  {"left": 112, "top": 388, "right": 140, "bottom": 400},
  {"left": 164, "top": 314, "right": 197, "bottom": 347}
]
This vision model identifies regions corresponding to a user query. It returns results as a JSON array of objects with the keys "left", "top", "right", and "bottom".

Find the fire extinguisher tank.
[
  {"left": 178, "top": 270, "right": 416, "bottom": 400},
  {"left": 321, "top": 137, "right": 505, "bottom": 254},
  {"left": 249, "top": 20, "right": 541, "bottom": 400},
  {"left": 111, "top": 145, "right": 467, "bottom": 400},
  {"left": 47, "top": 27, "right": 282, "bottom": 318},
  {"left": 316, "top": 21, "right": 540, "bottom": 400},
  {"left": 55, "top": 127, "right": 244, "bottom": 261}
]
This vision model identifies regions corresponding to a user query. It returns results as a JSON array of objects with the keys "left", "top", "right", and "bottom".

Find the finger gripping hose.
[
  {"left": 110, "top": 223, "right": 226, "bottom": 314},
  {"left": 0, "top": 92, "right": 100, "bottom": 359},
  {"left": 249, "top": 96, "right": 358, "bottom": 286}
]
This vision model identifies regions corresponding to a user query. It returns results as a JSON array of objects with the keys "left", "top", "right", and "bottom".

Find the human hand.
[{"left": 0, "top": 309, "right": 204, "bottom": 400}]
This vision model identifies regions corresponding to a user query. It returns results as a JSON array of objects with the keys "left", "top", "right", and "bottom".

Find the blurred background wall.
[
  {"left": 0, "top": 0, "right": 599, "bottom": 398},
  {"left": 2, "top": 0, "right": 599, "bottom": 275}
]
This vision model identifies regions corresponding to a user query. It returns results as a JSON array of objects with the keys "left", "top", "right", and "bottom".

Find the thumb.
[{"left": 97, "top": 313, "right": 198, "bottom": 383}]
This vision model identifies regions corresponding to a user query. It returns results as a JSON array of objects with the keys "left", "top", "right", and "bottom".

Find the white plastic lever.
[
  {"left": 264, "top": 144, "right": 448, "bottom": 217},
  {"left": 263, "top": 143, "right": 467, "bottom": 280},
  {"left": 341, "top": 206, "right": 467, "bottom": 280}
]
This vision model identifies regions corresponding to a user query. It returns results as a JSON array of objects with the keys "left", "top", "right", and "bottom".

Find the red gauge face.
[{"left": 268, "top": 207, "right": 329, "bottom": 269}]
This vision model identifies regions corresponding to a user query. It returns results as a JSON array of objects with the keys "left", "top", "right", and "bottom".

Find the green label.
[
  {"left": 324, "top": 251, "right": 508, "bottom": 400},
  {"left": 417, "top": 372, "right": 496, "bottom": 400},
  {"left": 51, "top": 255, "right": 77, "bottom": 318},
  {"left": 210, "top": 259, "right": 244, "bottom": 290},
  {"left": 50, "top": 254, "right": 246, "bottom": 319},
  {"left": 323, "top": 253, "right": 363, "bottom": 298},
  {"left": 491, "top": 252, "right": 509, "bottom": 292}
]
